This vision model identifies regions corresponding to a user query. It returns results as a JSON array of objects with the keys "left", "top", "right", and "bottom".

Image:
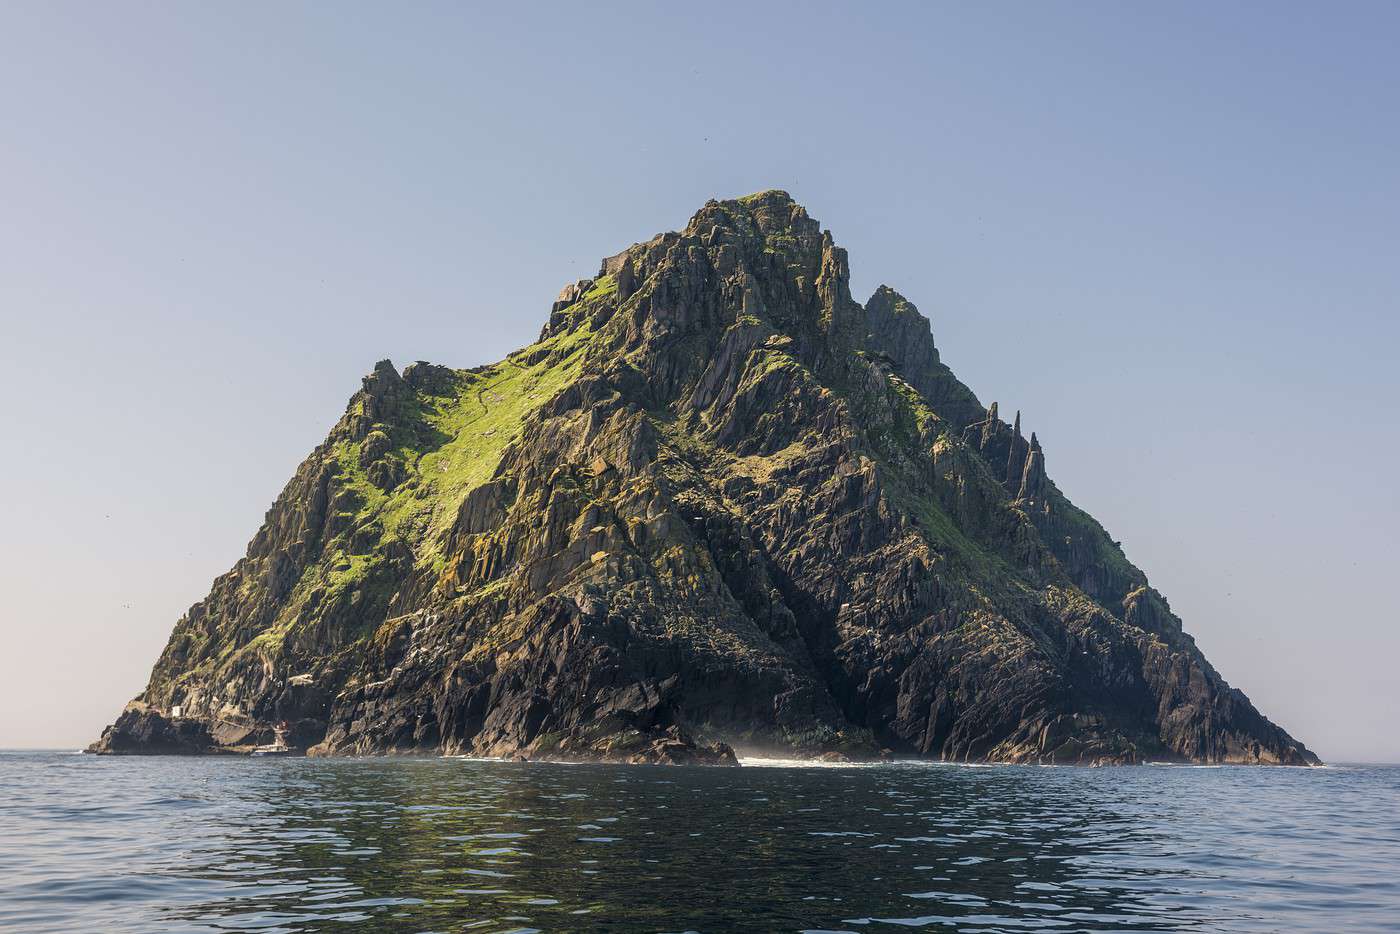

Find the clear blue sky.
[{"left": 2, "top": 2, "right": 1396, "bottom": 760}]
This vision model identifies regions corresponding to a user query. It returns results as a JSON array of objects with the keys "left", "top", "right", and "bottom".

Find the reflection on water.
[{"left": 1, "top": 752, "right": 1397, "bottom": 932}]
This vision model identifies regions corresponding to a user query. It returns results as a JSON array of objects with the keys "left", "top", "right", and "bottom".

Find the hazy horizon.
[{"left": 2, "top": 3, "right": 1397, "bottom": 761}]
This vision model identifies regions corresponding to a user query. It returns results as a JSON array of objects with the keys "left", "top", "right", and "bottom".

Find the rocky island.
[{"left": 92, "top": 191, "right": 1318, "bottom": 766}]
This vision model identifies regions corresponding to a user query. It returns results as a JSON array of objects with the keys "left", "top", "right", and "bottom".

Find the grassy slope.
[{"left": 172, "top": 286, "right": 613, "bottom": 689}]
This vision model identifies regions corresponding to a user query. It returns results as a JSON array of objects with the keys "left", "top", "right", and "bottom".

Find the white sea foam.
[{"left": 737, "top": 756, "right": 1008, "bottom": 769}]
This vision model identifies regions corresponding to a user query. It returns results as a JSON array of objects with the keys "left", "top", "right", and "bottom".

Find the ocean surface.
[{"left": 1, "top": 752, "right": 1396, "bottom": 933}]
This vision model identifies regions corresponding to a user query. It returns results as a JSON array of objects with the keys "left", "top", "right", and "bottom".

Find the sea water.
[{"left": 1, "top": 751, "right": 1396, "bottom": 932}]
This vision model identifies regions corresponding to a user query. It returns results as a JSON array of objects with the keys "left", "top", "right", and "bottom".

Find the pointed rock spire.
[
  {"left": 1019, "top": 432, "right": 1045, "bottom": 500},
  {"left": 1005, "top": 410, "right": 1029, "bottom": 490},
  {"left": 979, "top": 401, "right": 1000, "bottom": 450},
  {"left": 815, "top": 230, "right": 861, "bottom": 343}
]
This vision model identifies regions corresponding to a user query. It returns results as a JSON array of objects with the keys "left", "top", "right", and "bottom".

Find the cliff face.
[{"left": 92, "top": 191, "right": 1318, "bottom": 765}]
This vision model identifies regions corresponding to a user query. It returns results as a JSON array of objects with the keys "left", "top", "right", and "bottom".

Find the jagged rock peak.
[
  {"left": 702, "top": 189, "right": 816, "bottom": 235},
  {"left": 89, "top": 189, "right": 1319, "bottom": 768},
  {"left": 680, "top": 189, "right": 827, "bottom": 273},
  {"left": 1019, "top": 432, "right": 1046, "bottom": 500},
  {"left": 866, "top": 285, "right": 985, "bottom": 431},
  {"left": 363, "top": 358, "right": 403, "bottom": 393}
]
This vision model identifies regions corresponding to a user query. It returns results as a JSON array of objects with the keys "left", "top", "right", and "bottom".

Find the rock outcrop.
[{"left": 91, "top": 191, "right": 1318, "bottom": 766}]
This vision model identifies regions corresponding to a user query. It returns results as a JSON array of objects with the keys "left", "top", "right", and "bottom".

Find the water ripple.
[{"left": 0, "top": 752, "right": 1396, "bottom": 932}]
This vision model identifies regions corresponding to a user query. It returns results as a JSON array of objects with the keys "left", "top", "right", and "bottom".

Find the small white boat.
[{"left": 251, "top": 722, "right": 292, "bottom": 757}]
